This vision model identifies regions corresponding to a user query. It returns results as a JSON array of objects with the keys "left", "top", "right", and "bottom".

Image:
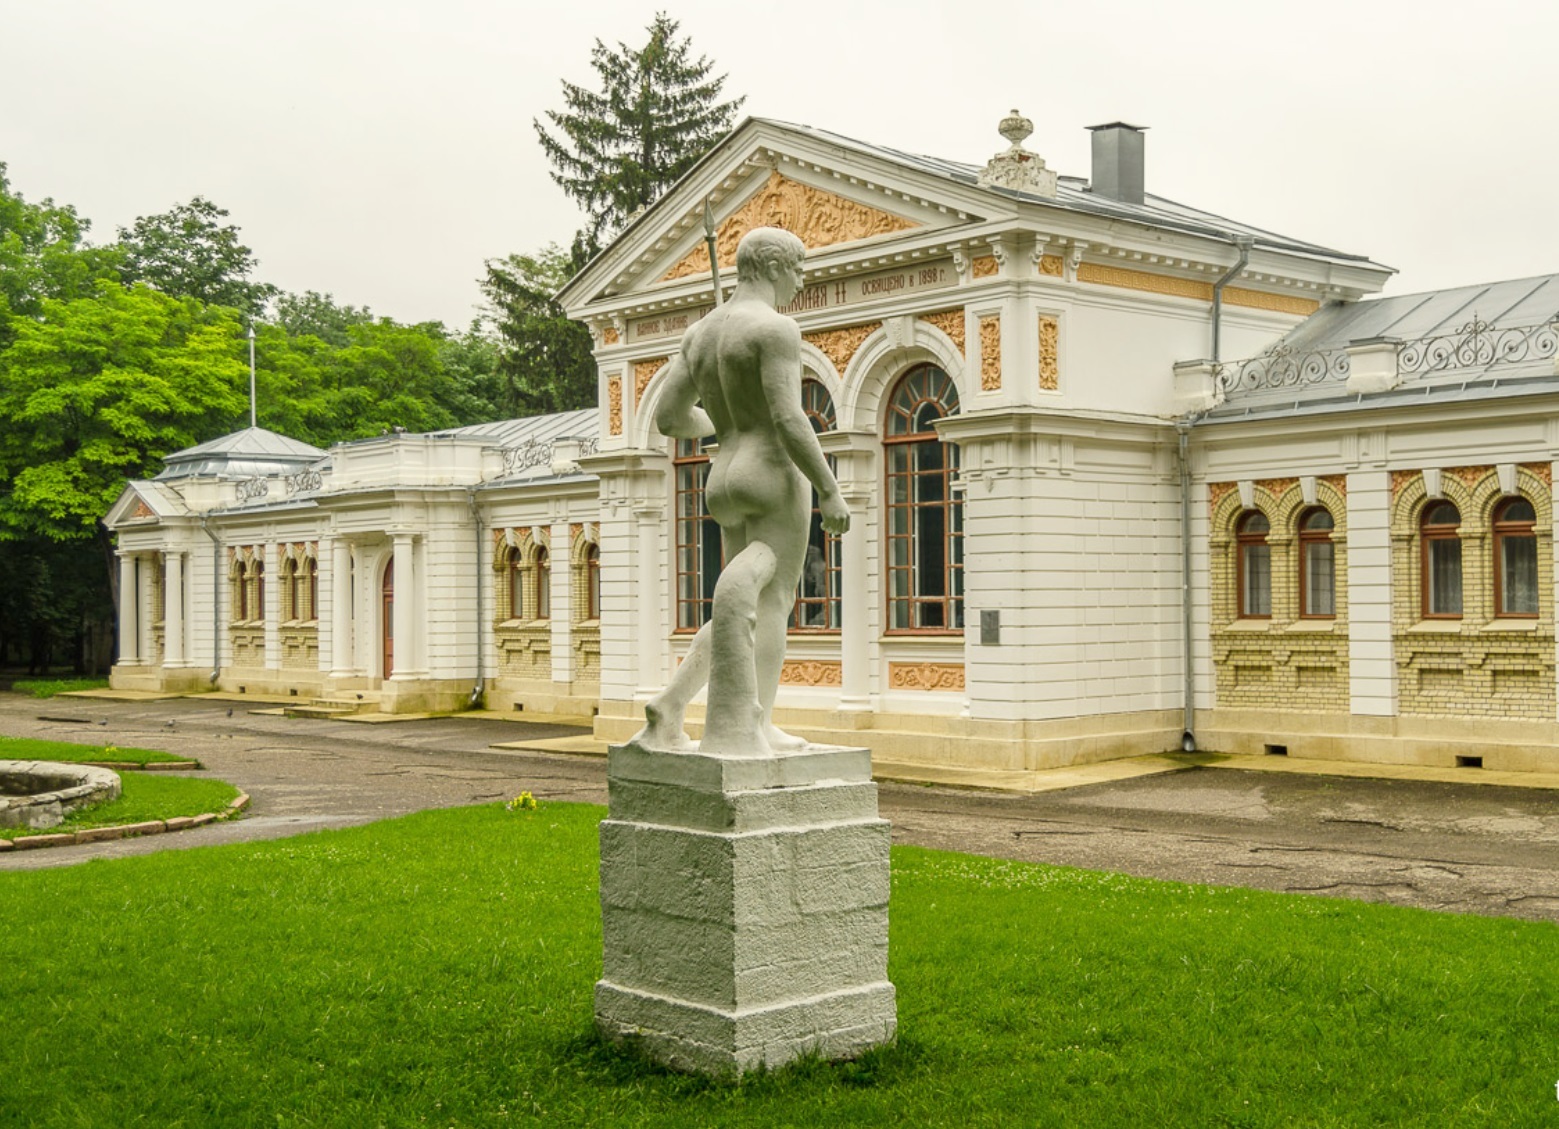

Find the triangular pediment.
[
  {"left": 658, "top": 171, "right": 921, "bottom": 283},
  {"left": 105, "top": 481, "right": 190, "bottom": 529}
]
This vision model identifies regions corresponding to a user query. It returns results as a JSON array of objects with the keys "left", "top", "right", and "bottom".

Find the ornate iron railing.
[
  {"left": 1217, "top": 344, "right": 1350, "bottom": 395},
  {"left": 1398, "top": 316, "right": 1559, "bottom": 377},
  {"left": 497, "top": 435, "right": 599, "bottom": 477},
  {"left": 284, "top": 468, "right": 323, "bottom": 496},
  {"left": 234, "top": 476, "right": 269, "bottom": 503}
]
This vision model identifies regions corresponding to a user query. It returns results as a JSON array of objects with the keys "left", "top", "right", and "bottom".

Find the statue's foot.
[
  {"left": 765, "top": 723, "right": 807, "bottom": 751},
  {"left": 633, "top": 700, "right": 693, "bottom": 751}
]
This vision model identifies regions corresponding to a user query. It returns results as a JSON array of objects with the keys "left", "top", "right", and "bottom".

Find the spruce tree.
[{"left": 535, "top": 12, "right": 744, "bottom": 264}]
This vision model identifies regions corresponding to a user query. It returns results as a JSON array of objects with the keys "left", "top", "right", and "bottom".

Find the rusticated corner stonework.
[{"left": 978, "top": 315, "right": 1001, "bottom": 391}]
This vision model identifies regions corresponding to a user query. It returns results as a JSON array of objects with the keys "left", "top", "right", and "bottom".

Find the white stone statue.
[{"left": 636, "top": 226, "right": 850, "bottom": 756}]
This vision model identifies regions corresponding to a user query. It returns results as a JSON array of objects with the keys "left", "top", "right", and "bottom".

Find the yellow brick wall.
[
  {"left": 1390, "top": 465, "right": 1555, "bottom": 719},
  {"left": 1209, "top": 477, "right": 1350, "bottom": 710}
]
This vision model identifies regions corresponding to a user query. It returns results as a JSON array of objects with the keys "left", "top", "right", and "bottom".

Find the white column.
[
  {"left": 550, "top": 522, "right": 573, "bottom": 686},
  {"left": 391, "top": 534, "right": 417, "bottom": 679},
  {"left": 330, "top": 539, "right": 354, "bottom": 676},
  {"left": 117, "top": 553, "right": 140, "bottom": 664},
  {"left": 822, "top": 434, "right": 876, "bottom": 711},
  {"left": 263, "top": 543, "right": 281, "bottom": 671},
  {"left": 634, "top": 506, "right": 664, "bottom": 698},
  {"left": 137, "top": 554, "right": 156, "bottom": 665},
  {"left": 164, "top": 552, "right": 184, "bottom": 666},
  {"left": 1347, "top": 470, "right": 1397, "bottom": 715}
]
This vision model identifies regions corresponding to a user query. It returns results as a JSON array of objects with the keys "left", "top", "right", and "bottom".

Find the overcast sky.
[{"left": 5, "top": 0, "right": 1557, "bottom": 329}]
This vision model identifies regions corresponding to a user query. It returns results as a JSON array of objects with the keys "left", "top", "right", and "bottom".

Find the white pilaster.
[
  {"left": 263, "top": 543, "right": 281, "bottom": 670},
  {"left": 635, "top": 505, "right": 664, "bottom": 698},
  {"left": 391, "top": 534, "right": 417, "bottom": 678},
  {"left": 164, "top": 552, "right": 185, "bottom": 666},
  {"left": 117, "top": 553, "right": 140, "bottom": 664},
  {"left": 1347, "top": 470, "right": 1397, "bottom": 715},
  {"left": 823, "top": 432, "right": 877, "bottom": 710},
  {"left": 550, "top": 521, "right": 573, "bottom": 686},
  {"left": 137, "top": 553, "right": 156, "bottom": 664},
  {"left": 329, "top": 539, "right": 353, "bottom": 676}
]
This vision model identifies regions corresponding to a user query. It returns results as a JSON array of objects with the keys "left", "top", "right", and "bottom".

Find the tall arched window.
[
  {"left": 584, "top": 542, "right": 601, "bottom": 621},
  {"left": 534, "top": 546, "right": 551, "bottom": 620},
  {"left": 1236, "top": 511, "right": 1271, "bottom": 619},
  {"left": 674, "top": 438, "right": 722, "bottom": 631},
  {"left": 885, "top": 364, "right": 962, "bottom": 632},
  {"left": 251, "top": 559, "right": 265, "bottom": 624},
  {"left": 1421, "top": 500, "right": 1462, "bottom": 618},
  {"left": 284, "top": 556, "right": 318, "bottom": 622},
  {"left": 1297, "top": 507, "right": 1335, "bottom": 618},
  {"left": 793, "top": 379, "right": 841, "bottom": 632},
  {"left": 1494, "top": 496, "right": 1538, "bottom": 617},
  {"left": 507, "top": 547, "right": 525, "bottom": 621}
]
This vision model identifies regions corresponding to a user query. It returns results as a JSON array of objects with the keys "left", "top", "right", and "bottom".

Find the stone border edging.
[
  {"left": 0, "top": 791, "right": 249, "bottom": 853},
  {"left": 77, "top": 760, "right": 202, "bottom": 772}
]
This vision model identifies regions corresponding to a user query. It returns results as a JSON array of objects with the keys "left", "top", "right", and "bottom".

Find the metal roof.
[
  {"left": 436, "top": 407, "right": 597, "bottom": 448},
  {"left": 155, "top": 427, "right": 327, "bottom": 481}
]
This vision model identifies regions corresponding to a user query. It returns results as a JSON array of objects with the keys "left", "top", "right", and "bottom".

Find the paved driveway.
[{"left": 3, "top": 694, "right": 1558, "bottom": 923}]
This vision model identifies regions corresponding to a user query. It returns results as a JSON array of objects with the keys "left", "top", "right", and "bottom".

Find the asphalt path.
[{"left": 3, "top": 694, "right": 1558, "bottom": 923}]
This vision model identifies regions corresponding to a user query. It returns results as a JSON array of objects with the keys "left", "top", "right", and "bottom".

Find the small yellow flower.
[{"left": 505, "top": 791, "right": 537, "bottom": 812}]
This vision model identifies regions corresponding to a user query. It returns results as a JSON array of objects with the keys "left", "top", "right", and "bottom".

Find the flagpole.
[
  {"left": 703, "top": 199, "right": 722, "bottom": 307},
  {"left": 248, "top": 325, "right": 257, "bottom": 428}
]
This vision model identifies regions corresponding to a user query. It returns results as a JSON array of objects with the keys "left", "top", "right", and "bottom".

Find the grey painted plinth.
[{"left": 595, "top": 739, "right": 896, "bottom": 1076}]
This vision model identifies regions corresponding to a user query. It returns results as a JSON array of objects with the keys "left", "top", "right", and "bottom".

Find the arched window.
[
  {"left": 1236, "top": 511, "right": 1271, "bottom": 618},
  {"left": 885, "top": 364, "right": 963, "bottom": 632},
  {"left": 674, "top": 438, "right": 722, "bottom": 631},
  {"left": 793, "top": 379, "right": 842, "bottom": 632},
  {"left": 1297, "top": 507, "right": 1335, "bottom": 618},
  {"left": 1494, "top": 496, "right": 1538, "bottom": 617},
  {"left": 584, "top": 542, "right": 601, "bottom": 621},
  {"left": 283, "top": 556, "right": 317, "bottom": 622},
  {"left": 251, "top": 558, "right": 265, "bottom": 623},
  {"left": 534, "top": 547, "right": 551, "bottom": 620},
  {"left": 1421, "top": 500, "right": 1462, "bottom": 618},
  {"left": 507, "top": 547, "right": 525, "bottom": 621}
]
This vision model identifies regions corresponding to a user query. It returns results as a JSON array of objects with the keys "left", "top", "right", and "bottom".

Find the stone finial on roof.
[{"left": 978, "top": 109, "right": 1058, "bottom": 198}]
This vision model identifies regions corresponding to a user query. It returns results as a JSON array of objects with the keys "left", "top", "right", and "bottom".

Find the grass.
[
  {"left": 7, "top": 676, "right": 110, "bottom": 697},
  {"left": 0, "top": 802, "right": 1555, "bottom": 1127},
  {"left": 1, "top": 773, "right": 239, "bottom": 839},
  {"left": 0, "top": 735, "right": 195, "bottom": 767}
]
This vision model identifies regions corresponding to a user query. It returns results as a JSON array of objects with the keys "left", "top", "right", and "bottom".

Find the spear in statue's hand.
[{"left": 703, "top": 198, "right": 722, "bottom": 307}]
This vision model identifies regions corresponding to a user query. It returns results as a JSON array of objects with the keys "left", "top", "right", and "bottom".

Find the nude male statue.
[{"left": 635, "top": 226, "right": 849, "bottom": 756}]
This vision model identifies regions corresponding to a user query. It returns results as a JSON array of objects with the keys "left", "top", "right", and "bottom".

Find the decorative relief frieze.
[
  {"left": 779, "top": 659, "right": 843, "bottom": 687},
  {"left": 633, "top": 357, "right": 669, "bottom": 402},
  {"left": 1223, "top": 286, "right": 1321, "bottom": 317},
  {"left": 1257, "top": 476, "right": 1299, "bottom": 499},
  {"left": 660, "top": 171, "right": 918, "bottom": 282},
  {"left": 607, "top": 376, "right": 623, "bottom": 435},
  {"left": 978, "top": 315, "right": 1002, "bottom": 391},
  {"left": 1320, "top": 474, "right": 1347, "bottom": 497},
  {"left": 1078, "top": 262, "right": 1213, "bottom": 302},
  {"left": 131, "top": 500, "right": 155, "bottom": 520},
  {"left": 888, "top": 662, "right": 966, "bottom": 692},
  {"left": 600, "top": 326, "right": 620, "bottom": 346},
  {"left": 1448, "top": 465, "right": 1495, "bottom": 491},
  {"left": 803, "top": 322, "right": 881, "bottom": 374},
  {"left": 1390, "top": 470, "right": 1419, "bottom": 501},
  {"left": 1038, "top": 315, "right": 1059, "bottom": 391},
  {"left": 970, "top": 255, "right": 1000, "bottom": 280},
  {"left": 918, "top": 309, "right": 965, "bottom": 354},
  {"left": 1524, "top": 461, "right": 1553, "bottom": 487},
  {"left": 1209, "top": 481, "right": 1237, "bottom": 512},
  {"left": 1038, "top": 254, "right": 1065, "bottom": 278}
]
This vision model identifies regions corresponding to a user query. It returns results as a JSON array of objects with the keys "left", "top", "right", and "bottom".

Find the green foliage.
[
  {"left": 481, "top": 245, "right": 596, "bottom": 415},
  {"left": 0, "top": 281, "right": 248, "bottom": 541},
  {"left": 271, "top": 289, "right": 374, "bottom": 347},
  {"left": 5, "top": 676, "right": 109, "bottom": 698},
  {"left": 0, "top": 538, "right": 115, "bottom": 673},
  {"left": 0, "top": 162, "right": 123, "bottom": 350},
  {"left": 116, "top": 195, "right": 278, "bottom": 316},
  {"left": 2, "top": 804, "right": 1556, "bottom": 1126},
  {"left": 535, "top": 12, "right": 743, "bottom": 256},
  {"left": 0, "top": 735, "right": 189, "bottom": 764}
]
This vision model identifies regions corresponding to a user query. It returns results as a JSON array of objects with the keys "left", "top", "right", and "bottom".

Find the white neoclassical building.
[{"left": 107, "top": 114, "right": 1559, "bottom": 779}]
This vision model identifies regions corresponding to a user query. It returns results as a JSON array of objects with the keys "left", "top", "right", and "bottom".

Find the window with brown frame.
[
  {"left": 885, "top": 364, "right": 963, "bottom": 632},
  {"left": 584, "top": 543, "right": 601, "bottom": 621},
  {"left": 1297, "top": 507, "right": 1335, "bottom": 618},
  {"left": 1236, "top": 510, "right": 1271, "bottom": 618},
  {"left": 507, "top": 548, "right": 525, "bottom": 620},
  {"left": 792, "top": 379, "right": 842, "bottom": 632},
  {"left": 1493, "top": 496, "right": 1538, "bottom": 617},
  {"left": 534, "top": 546, "right": 551, "bottom": 620},
  {"left": 674, "top": 438, "right": 721, "bottom": 631},
  {"left": 284, "top": 557, "right": 318, "bottom": 622},
  {"left": 1420, "top": 500, "right": 1462, "bottom": 618},
  {"left": 251, "top": 559, "right": 265, "bottom": 623}
]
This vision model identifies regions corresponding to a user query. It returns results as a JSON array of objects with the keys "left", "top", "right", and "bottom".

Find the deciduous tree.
[{"left": 117, "top": 196, "right": 278, "bottom": 316}]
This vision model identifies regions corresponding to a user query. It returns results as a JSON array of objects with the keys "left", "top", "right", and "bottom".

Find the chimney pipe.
[{"left": 1087, "top": 122, "right": 1148, "bottom": 205}]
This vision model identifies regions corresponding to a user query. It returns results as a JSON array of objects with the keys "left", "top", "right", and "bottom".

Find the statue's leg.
[
  {"left": 699, "top": 541, "right": 777, "bottom": 755},
  {"left": 750, "top": 491, "right": 812, "bottom": 750},
  {"left": 634, "top": 621, "right": 711, "bottom": 750}
]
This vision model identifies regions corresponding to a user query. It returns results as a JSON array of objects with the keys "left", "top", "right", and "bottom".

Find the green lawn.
[
  {"left": 1, "top": 772, "right": 239, "bottom": 839},
  {"left": 0, "top": 735, "right": 195, "bottom": 767},
  {"left": 6, "top": 676, "right": 110, "bottom": 698},
  {"left": 1, "top": 802, "right": 1555, "bottom": 1127}
]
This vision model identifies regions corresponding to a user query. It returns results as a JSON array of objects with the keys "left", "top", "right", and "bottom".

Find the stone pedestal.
[{"left": 595, "top": 739, "right": 896, "bottom": 1076}]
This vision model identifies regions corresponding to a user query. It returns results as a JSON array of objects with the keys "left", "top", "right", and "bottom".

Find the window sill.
[
  {"left": 1407, "top": 620, "right": 1463, "bottom": 633},
  {"left": 881, "top": 632, "right": 965, "bottom": 643},
  {"left": 1223, "top": 619, "right": 1273, "bottom": 633},
  {"left": 1285, "top": 620, "right": 1338, "bottom": 634},
  {"left": 1480, "top": 619, "right": 1542, "bottom": 633},
  {"left": 788, "top": 628, "right": 843, "bottom": 637}
]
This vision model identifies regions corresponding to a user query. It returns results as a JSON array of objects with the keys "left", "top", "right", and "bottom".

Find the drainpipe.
[
  {"left": 466, "top": 486, "right": 485, "bottom": 708},
  {"left": 1211, "top": 237, "right": 1254, "bottom": 363},
  {"left": 1176, "top": 415, "right": 1204, "bottom": 753},
  {"left": 197, "top": 514, "right": 222, "bottom": 685}
]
